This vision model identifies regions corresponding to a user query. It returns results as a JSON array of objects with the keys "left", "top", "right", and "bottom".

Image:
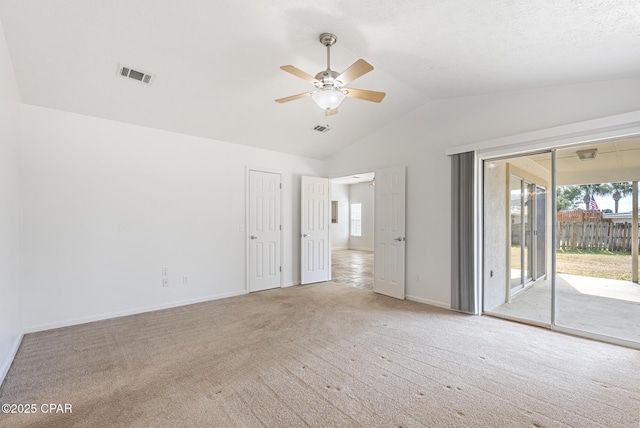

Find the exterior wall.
[{"left": 604, "top": 212, "right": 639, "bottom": 224}]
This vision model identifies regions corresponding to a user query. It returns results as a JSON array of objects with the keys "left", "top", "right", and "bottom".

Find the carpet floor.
[{"left": 1, "top": 282, "right": 638, "bottom": 427}]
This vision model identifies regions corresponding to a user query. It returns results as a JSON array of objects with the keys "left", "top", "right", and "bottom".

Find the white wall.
[
  {"left": 330, "top": 183, "right": 349, "bottom": 249},
  {"left": 0, "top": 20, "right": 23, "bottom": 384},
  {"left": 20, "top": 105, "right": 323, "bottom": 332},
  {"left": 349, "top": 183, "right": 374, "bottom": 251},
  {"left": 324, "top": 77, "right": 640, "bottom": 308}
]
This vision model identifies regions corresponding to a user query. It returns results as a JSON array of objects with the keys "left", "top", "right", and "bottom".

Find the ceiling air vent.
[
  {"left": 118, "top": 65, "right": 153, "bottom": 85},
  {"left": 313, "top": 124, "right": 330, "bottom": 133}
]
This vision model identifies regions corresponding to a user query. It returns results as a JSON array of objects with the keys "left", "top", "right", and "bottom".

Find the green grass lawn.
[{"left": 556, "top": 249, "right": 639, "bottom": 281}]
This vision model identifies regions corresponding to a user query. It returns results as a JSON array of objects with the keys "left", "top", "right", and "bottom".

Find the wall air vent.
[
  {"left": 118, "top": 65, "right": 154, "bottom": 85},
  {"left": 313, "top": 124, "right": 330, "bottom": 133}
]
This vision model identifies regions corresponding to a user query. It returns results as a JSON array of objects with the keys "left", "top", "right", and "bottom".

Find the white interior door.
[
  {"left": 248, "top": 170, "right": 281, "bottom": 292},
  {"left": 301, "top": 176, "right": 330, "bottom": 284},
  {"left": 374, "top": 165, "right": 406, "bottom": 299}
]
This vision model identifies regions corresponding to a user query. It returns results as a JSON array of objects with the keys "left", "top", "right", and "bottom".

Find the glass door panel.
[
  {"left": 510, "top": 176, "right": 523, "bottom": 290},
  {"left": 536, "top": 186, "right": 546, "bottom": 280},
  {"left": 483, "top": 152, "right": 552, "bottom": 326},
  {"left": 554, "top": 144, "right": 640, "bottom": 344},
  {"left": 523, "top": 182, "right": 534, "bottom": 284}
]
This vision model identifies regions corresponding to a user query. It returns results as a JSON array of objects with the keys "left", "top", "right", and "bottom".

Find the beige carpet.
[{"left": 1, "top": 283, "right": 638, "bottom": 427}]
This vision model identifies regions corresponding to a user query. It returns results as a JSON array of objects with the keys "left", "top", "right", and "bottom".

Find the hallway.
[{"left": 331, "top": 249, "right": 374, "bottom": 290}]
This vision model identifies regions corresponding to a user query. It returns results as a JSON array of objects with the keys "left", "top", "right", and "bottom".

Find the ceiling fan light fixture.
[{"left": 311, "top": 88, "right": 345, "bottom": 111}]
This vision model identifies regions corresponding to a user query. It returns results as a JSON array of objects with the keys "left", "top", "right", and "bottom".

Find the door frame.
[{"left": 245, "top": 166, "right": 284, "bottom": 293}]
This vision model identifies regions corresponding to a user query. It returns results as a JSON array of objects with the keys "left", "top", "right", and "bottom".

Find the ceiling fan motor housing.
[{"left": 315, "top": 69, "right": 341, "bottom": 87}]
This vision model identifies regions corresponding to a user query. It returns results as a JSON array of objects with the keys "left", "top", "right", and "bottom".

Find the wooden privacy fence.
[
  {"left": 556, "top": 221, "right": 639, "bottom": 251},
  {"left": 557, "top": 209, "right": 610, "bottom": 223}
]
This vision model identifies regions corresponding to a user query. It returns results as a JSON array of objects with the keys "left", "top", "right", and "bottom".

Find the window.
[{"left": 350, "top": 203, "right": 362, "bottom": 237}]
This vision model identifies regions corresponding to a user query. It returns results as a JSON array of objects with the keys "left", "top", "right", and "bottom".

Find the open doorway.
[{"left": 330, "top": 173, "right": 375, "bottom": 290}]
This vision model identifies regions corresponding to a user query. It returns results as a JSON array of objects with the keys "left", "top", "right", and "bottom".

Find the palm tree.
[
  {"left": 580, "top": 184, "right": 611, "bottom": 211},
  {"left": 610, "top": 182, "right": 633, "bottom": 213}
]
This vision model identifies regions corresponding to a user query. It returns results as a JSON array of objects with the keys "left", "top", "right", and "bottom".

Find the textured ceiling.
[{"left": 1, "top": 0, "right": 639, "bottom": 159}]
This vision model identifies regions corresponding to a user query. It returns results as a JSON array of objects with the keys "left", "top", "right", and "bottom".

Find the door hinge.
[
  {"left": 279, "top": 225, "right": 282, "bottom": 231},
  {"left": 279, "top": 266, "right": 282, "bottom": 272},
  {"left": 279, "top": 183, "right": 282, "bottom": 189}
]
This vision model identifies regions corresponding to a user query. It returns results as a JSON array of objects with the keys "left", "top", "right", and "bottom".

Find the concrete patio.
[{"left": 487, "top": 274, "right": 640, "bottom": 343}]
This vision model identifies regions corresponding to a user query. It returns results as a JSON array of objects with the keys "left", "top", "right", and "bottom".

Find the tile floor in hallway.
[{"left": 331, "top": 249, "right": 374, "bottom": 290}]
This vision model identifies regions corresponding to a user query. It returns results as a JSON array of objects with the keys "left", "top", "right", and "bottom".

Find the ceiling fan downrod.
[
  {"left": 320, "top": 33, "right": 337, "bottom": 71},
  {"left": 317, "top": 33, "right": 340, "bottom": 86}
]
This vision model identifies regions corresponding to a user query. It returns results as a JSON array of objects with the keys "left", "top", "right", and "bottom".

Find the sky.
[{"left": 591, "top": 194, "right": 633, "bottom": 213}]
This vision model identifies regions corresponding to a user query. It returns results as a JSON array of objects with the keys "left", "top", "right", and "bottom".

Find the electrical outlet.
[
  {"left": 162, "top": 277, "right": 169, "bottom": 287},
  {"left": 162, "top": 267, "right": 168, "bottom": 277},
  {"left": 182, "top": 275, "right": 188, "bottom": 285}
]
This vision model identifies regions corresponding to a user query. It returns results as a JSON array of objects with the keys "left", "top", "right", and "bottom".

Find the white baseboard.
[
  {"left": 331, "top": 246, "right": 349, "bottom": 251},
  {"left": 24, "top": 290, "right": 247, "bottom": 333},
  {"left": 406, "top": 295, "right": 451, "bottom": 310},
  {"left": 0, "top": 333, "right": 23, "bottom": 387}
]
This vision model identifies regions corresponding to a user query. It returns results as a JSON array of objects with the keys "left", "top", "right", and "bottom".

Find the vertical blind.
[{"left": 451, "top": 151, "right": 476, "bottom": 314}]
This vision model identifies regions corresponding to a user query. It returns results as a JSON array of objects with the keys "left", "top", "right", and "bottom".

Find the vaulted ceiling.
[{"left": 1, "top": 0, "right": 639, "bottom": 159}]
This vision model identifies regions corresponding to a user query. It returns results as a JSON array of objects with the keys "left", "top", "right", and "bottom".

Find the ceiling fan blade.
[
  {"left": 280, "top": 65, "right": 319, "bottom": 84},
  {"left": 275, "top": 91, "right": 315, "bottom": 103},
  {"left": 336, "top": 59, "right": 373, "bottom": 85},
  {"left": 325, "top": 108, "right": 339, "bottom": 116},
  {"left": 344, "top": 88, "right": 386, "bottom": 103}
]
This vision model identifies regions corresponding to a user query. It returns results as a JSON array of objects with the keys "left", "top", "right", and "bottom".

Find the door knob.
[
  {"left": 302, "top": 234, "right": 310, "bottom": 237},
  {"left": 250, "top": 235, "right": 258, "bottom": 240},
  {"left": 394, "top": 237, "right": 405, "bottom": 241}
]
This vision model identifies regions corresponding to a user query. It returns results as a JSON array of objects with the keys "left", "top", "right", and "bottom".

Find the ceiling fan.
[{"left": 275, "top": 33, "right": 386, "bottom": 116}]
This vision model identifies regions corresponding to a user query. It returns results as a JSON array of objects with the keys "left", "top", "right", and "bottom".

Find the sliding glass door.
[
  {"left": 483, "top": 138, "right": 640, "bottom": 348},
  {"left": 536, "top": 186, "right": 546, "bottom": 280},
  {"left": 510, "top": 176, "right": 539, "bottom": 293},
  {"left": 509, "top": 176, "right": 523, "bottom": 290},
  {"left": 554, "top": 143, "right": 640, "bottom": 345},
  {"left": 483, "top": 153, "right": 551, "bottom": 325}
]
